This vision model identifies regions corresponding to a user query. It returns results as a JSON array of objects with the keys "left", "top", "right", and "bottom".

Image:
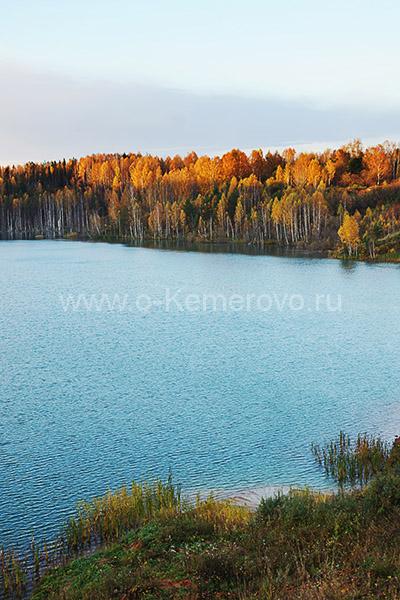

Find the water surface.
[{"left": 1, "top": 240, "right": 399, "bottom": 548}]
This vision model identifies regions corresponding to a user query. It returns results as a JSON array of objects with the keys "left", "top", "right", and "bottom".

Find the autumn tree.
[
  {"left": 325, "top": 160, "right": 336, "bottom": 186},
  {"left": 234, "top": 198, "right": 245, "bottom": 237},
  {"left": 364, "top": 145, "right": 390, "bottom": 185},
  {"left": 338, "top": 212, "right": 360, "bottom": 256}
]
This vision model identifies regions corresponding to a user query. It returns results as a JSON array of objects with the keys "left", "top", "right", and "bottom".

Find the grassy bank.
[
  {"left": 30, "top": 478, "right": 400, "bottom": 600},
  {"left": 3, "top": 434, "right": 400, "bottom": 599}
]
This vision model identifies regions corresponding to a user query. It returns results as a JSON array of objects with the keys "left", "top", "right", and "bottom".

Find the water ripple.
[{"left": 0, "top": 240, "right": 400, "bottom": 549}]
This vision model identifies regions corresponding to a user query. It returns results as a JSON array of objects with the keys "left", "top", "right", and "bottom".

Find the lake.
[{"left": 1, "top": 240, "right": 400, "bottom": 549}]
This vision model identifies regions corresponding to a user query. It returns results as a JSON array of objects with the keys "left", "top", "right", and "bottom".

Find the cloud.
[{"left": 1, "top": 63, "right": 399, "bottom": 165}]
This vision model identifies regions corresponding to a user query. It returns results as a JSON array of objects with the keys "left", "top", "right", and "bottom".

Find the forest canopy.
[{"left": 1, "top": 140, "right": 400, "bottom": 259}]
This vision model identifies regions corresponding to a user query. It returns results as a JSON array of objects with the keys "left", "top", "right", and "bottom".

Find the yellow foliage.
[
  {"left": 194, "top": 497, "right": 251, "bottom": 532},
  {"left": 338, "top": 212, "right": 360, "bottom": 255}
]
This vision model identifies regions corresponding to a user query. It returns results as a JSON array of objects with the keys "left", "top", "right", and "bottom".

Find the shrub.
[
  {"left": 192, "top": 542, "right": 248, "bottom": 585},
  {"left": 363, "top": 472, "right": 400, "bottom": 515}
]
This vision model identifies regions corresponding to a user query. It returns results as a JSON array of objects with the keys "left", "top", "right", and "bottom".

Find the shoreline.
[
  {"left": 192, "top": 482, "right": 335, "bottom": 510},
  {"left": 2, "top": 235, "right": 400, "bottom": 265},
  {"left": 209, "top": 484, "right": 294, "bottom": 509}
]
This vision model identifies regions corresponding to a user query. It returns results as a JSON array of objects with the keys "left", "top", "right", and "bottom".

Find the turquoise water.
[{"left": 1, "top": 240, "right": 400, "bottom": 548}]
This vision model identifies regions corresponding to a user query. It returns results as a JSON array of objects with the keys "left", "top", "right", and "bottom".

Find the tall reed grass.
[
  {"left": 193, "top": 496, "right": 251, "bottom": 532},
  {"left": 0, "top": 477, "right": 181, "bottom": 599},
  {"left": 0, "top": 549, "right": 26, "bottom": 599},
  {"left": 311, "top": 431, "right": 391, "bottom": 489},
  {"left": 64, "top": 476, "right": 182, "bottom": 552}
]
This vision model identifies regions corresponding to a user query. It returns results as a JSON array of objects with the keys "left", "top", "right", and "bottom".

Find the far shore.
[{"left": 3, "top": 235, "right": 400, "bottom": 265}]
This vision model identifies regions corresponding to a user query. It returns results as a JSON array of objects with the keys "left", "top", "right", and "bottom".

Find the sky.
[{"left": 1, "top": 0, "right": 400, "bottom": 164}]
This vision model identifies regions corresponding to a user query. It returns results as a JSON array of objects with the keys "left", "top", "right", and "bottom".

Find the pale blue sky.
[{"left": 1, "top": 0, "right": 399, "bottom": 163}]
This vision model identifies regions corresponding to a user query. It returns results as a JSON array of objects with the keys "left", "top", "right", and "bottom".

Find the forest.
[{"left": 1, "top": 139, "right": 400, "bottom": 259}]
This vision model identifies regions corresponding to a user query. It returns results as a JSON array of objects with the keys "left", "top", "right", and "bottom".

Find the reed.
[
  {"left": 0, "top": 548, "right": 26, "bottom": 599},
  {"left": 0, "top": 476, "right": 181, "bottom": 599},
  {"left": 311, "top": 431, "right": 391, "bottom": 490},
  {"left": 193, "top": 496, "right": 251, "bottom": 532},
  {"left": 64, "top": 476, "right": 182, "bottom": 552}
]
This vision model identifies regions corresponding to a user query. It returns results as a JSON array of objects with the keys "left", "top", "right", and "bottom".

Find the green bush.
[{"left": 363, "top": 472, "right": 400, "bottom": 515}]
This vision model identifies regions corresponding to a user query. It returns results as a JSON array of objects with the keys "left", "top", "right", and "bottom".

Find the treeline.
[{"left": 1, "top": 139, "right": 400, "bottom": 257}]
